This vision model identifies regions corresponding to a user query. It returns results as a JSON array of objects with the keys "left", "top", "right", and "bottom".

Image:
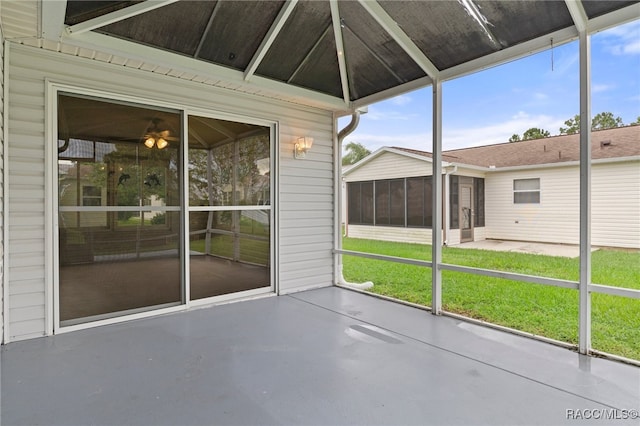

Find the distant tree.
[
  {"left": 342, "top": 142, "right": 371, "bottom": 166},
  {"left": 592, "top": 111, "right": 623, "bottom": 130},
  {"left": 522, "top": 127, "right": 551, "bottom": 140},
  {"left": 509, "top": 128, "right": 550, "bottom": 142},
  {"left": 559, "top": 112, "right": 624, "bottom": 134},
  {"left": 559, "top": 114, "right": 580, "bottom": 135},
  {"left": 631, "top": 116, "right": 640, "bottom": 126}
]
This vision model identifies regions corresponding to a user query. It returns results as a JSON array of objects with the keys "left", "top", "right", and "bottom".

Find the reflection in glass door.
[
  {"left": 57, "top": 94, "right": 182, "bottom": 325},
  {"left": 188, "top": 115, "right": 271, "bottom": 300},
  {"left": 460, "top": 184, "right": 474, "bottom": 243}
]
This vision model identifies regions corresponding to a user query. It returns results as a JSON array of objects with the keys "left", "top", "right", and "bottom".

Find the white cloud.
[
  {"left": 345, "top": 131, "right": 431, "bottom": 152},
  {"left": 592, "top": 83, "right": 615, "bottom": 93},
  {"left": 600, "top": 19, "right": 640, "bottom": 56},
  {"left": 350, "top": 113, "right": 566, "bottom": 152},
  {"left": 442, "top": 113, "right": 564, "bottom": 150},
  {"left": 609, "top": 40, "right": 640, "bottom": 55},
  {"left": 389, "top": 94, "right": 412, "bottom": 106},
  {"left": 363, "top": 106, "right": 419, "bottom": 121},
  {"left": 533, "top": 92, "right": 549, "bottom": 101}
]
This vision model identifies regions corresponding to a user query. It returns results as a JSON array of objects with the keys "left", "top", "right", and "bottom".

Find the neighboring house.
[{"left": 343, "top": 126, "right": 640, "bottom": 249}]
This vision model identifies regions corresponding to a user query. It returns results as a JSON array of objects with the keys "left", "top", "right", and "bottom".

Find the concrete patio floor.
[{"left": 2, "top": 287, "right": 639, "bottom": 425}]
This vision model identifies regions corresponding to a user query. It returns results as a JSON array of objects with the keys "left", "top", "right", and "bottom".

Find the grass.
[
  {"left": 190, "top": 235, "right": 269, "bottom": 265},
  {"left": 342, "top": 237, "right": 640, "bottom": 361},
  {"left": 189, "top": 216, "right": 270, "bottom": 265}
]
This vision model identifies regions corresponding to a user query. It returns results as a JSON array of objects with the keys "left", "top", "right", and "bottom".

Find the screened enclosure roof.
[{"left": 39, "top": 1, "right": 640, "bottom": 111}]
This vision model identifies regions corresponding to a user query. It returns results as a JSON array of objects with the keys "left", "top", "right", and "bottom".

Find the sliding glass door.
[
  {"left": 188, "top": 115, "right": 271, "bottom": 300},
  {"left": 57, "top": 94, "right": 182, "bottom": 325},
  {"left": 56, "top": 92, "right": 273, "bottom": 327}
]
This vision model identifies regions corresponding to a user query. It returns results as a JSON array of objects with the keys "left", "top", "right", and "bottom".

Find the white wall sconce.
[{"left": 294, "top": 136, "right": 314, "bottom": 159}]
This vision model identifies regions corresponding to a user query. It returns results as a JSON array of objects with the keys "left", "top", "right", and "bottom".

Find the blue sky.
[{"left": 340, "top": 19, "right": 640, "bottom": 152}]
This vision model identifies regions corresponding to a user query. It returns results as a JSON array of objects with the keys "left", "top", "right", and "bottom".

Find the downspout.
[
  {"left": 338, "top": 112, "right": 359, "bottom": 240},
  {"left": 443, "top": 165, "right": 457, "bottom": 246},
  {"left": 336, "top": 109, "right": 373, "bottom": 290}
]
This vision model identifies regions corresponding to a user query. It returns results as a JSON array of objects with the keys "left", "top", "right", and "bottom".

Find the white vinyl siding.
[
  {"left": 591, "top": 161, "right": 640, "bottom": 248},
  {"left": 5, "top": 44, "right": 335, "bottom": 341},
  {"left": 0, "top": 1, "right": 38, "bottom": 40},
  {"left": 345, "top": 151, "right": 433, "bottom": 182},
  {"left": 486, "top": 168, "right": 578, "bottom": 245},
  {"left": 347, "top": 225, "right": 433, "bottom": 245},
  {"left": 485, "top": 161, "right": 640, "bottom": 248},
  {"left": 345, "top": 226, "right": 487, "bottom": 246}
]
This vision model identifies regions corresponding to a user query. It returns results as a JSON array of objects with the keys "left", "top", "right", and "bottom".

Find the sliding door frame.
[{"left": 48, "top": 83, "right": 278, "bottom": 334}]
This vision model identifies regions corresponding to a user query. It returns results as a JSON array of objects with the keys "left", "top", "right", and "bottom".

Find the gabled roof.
[
  {"left": 444, "top": 126, "right": 640, "bottom": 168},
  {"left": 11, "top": 1, "right": 638, "bottom": 111},
  {"left": 345, "top": 126, "right": 640, "bottom": 174}
]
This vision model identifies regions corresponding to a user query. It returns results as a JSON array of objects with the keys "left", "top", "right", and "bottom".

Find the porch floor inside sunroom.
[{"left": 2, "top": 287, "right": 639, "bottom": 426}]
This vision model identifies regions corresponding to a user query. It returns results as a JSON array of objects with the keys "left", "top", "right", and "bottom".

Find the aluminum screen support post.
[
  {"left": 432, "top": 80, "right": 443, "bottom": 315},
  {"left": 578, "top": 29, "right": 592, "bottom": 355}
]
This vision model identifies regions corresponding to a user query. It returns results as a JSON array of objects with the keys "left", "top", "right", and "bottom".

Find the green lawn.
[{"left": 342, "top": 237, "right": 640, "bottom": 361}]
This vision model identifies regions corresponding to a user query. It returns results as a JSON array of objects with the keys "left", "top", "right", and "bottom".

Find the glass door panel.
[
  {"left": 460, "top": 184, "right": 474, "bottom": 242},
  {"left": 188, "top": 115, "right": 271, "bottom": 300},
  {"left": 57, "top": 94, "right": 182, "bottom": 325}
]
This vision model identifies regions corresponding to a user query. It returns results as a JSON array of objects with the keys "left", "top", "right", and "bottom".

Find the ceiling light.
[
  {"left": 156, "top": 137, "right": 168, "bottom": 150},
  {"left": 144, "top": 118, "right": 171, "bottom": 149}
]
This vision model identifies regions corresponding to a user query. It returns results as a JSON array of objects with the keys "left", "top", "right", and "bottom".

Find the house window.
[
  {"left": 514, "top": 178, "right": 540, "bottom": 204},
  {"left": 82, "top": 185, "right": 102, "bottom": 206}
]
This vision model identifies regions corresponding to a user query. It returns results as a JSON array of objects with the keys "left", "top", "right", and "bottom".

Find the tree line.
[
  {"left": 342, "top": 111, "right": 640, "bottom": 166},
  {"left": 509, "top": 112, "right": 640, "bottom": 142}
]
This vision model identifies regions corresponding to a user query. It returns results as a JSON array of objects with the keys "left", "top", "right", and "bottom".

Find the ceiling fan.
[{"left": 143, "top": 118, "right": 173, "bottom": 149}]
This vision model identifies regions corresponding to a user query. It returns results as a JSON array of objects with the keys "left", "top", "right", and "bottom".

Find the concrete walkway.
[
  {"left": 453, "top": 239, "right": 594, "bottom": 258},
  {"left": 2, "top": 287, "right": 638, "bottom": 425}
]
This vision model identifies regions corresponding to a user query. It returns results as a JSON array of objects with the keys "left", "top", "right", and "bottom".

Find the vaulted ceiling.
[{"left": 39, "top": 1, "right": 640, "bottom": 111}]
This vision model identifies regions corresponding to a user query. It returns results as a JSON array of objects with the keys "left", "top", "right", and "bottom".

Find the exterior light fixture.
[{"left": 294, "top": 136, "right": 313, "bottom": 159}]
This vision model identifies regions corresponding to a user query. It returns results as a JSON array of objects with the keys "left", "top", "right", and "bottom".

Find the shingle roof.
[{"left": 392, "top": 125, "right": 640, "bottom": 169}]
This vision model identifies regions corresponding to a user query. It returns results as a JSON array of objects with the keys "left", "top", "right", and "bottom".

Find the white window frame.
[{"left": 513, "top": 178, "right": 540, "bottom": 204}]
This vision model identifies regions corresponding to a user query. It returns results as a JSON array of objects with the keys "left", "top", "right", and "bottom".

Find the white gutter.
[{"left": 335, "top": 108, "right": 373, "bottom": 290}]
